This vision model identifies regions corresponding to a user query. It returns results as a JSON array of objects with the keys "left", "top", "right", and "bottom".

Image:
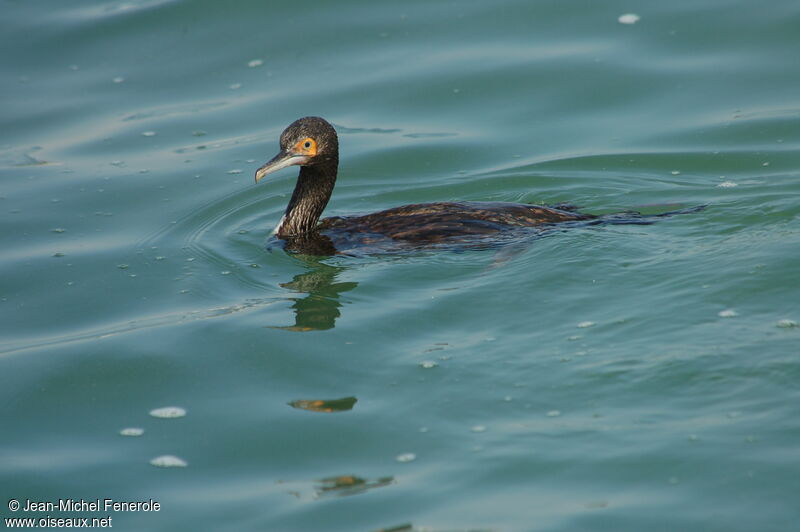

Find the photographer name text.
[{"left": 17, "top": 499, "right": 160, "bottom": 512}]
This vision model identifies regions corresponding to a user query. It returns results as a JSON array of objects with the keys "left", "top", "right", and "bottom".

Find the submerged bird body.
[
  {"left": 254, "top": 117, "right": 697, "bottom": 254},
  {"left": 319, "top": 201, "right": 592, "bottom": 242}
]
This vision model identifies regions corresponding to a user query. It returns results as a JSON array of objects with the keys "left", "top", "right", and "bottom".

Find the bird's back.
[{"left": 318, "top": 201, "right": 593, "bottom": 243}]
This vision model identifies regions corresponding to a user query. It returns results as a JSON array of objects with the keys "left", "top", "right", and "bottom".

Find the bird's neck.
[{"left": 275, "top": 159, "right": 337, "bottom": 238}]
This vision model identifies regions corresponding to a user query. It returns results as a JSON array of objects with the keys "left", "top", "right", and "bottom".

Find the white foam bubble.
[
  {"left": 618, "top": 13, "right": 640, "bottom": 24},
  {"left": 150, "top": 455, "right": 188, "bottom": 468},
  {"left": 149, "top": 406, "right": 187, "bottom": 419}
]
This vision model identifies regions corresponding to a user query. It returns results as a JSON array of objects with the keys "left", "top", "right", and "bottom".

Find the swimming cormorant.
[{"left": 254, "top": 117, "right": 699, "bottom": 254}]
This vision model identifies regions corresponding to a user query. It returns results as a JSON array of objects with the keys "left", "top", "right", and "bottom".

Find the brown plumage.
[{"left": 319, "top": 201, "right": 591, "bottom": 242}]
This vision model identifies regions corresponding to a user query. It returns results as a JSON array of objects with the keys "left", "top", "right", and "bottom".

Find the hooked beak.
[{"left": 254, "top": 152, "right": 311, "bottom": 184}]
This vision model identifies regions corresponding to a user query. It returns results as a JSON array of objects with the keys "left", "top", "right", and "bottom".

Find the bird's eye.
[{"left": 295, "top": 137, "right": 317, "bottom": 155}]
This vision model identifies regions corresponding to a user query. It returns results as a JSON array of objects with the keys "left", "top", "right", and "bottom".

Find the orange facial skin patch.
[{"left": 293, "top": 137, "right": 317, "bottom": 156}]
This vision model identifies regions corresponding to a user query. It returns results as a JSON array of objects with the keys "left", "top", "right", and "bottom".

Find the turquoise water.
[{"left": 2, "top": 0, "right": 799, "bottom": 530}]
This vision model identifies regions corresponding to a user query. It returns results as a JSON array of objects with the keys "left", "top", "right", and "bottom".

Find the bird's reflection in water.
[
  {"left": 288, "top": 396, "right": 357, "bottom": 413},
  {"left": 279, "top": 474, "right": 394, "bottom": 500},
  {"left": 315, "top": 475, "right": 394, "bottom": 497},
  {"left": 371, "top": 525, "right": 490, "bottom": 532},
  {"left": 271, "top": 250, "right": 357, "bottom": 331}
]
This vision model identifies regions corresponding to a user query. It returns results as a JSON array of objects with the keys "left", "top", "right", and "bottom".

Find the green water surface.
[{"left": 2, "top": 1, "right": 799, "bottom": 531}]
